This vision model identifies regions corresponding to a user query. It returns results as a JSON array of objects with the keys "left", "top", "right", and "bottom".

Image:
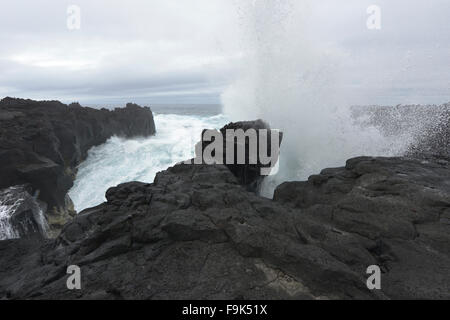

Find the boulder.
[{"left": 200, "top": 119, "right": 282, "bottom": 191}]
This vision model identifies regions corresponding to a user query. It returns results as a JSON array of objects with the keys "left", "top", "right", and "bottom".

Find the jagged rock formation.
[
  {"left": 0, "top": 156, "right": 448, "bottom": 299},
  {"left": 200, "top": 119, "right": 283, "bottom": 191},
  {"left": 0, "top": 98, "right": 156, "bottom": 236}
]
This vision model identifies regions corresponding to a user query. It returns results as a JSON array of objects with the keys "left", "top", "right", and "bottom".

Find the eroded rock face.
[
  {"left": 0, "top": 98, "right": 156, "bottom": 236},
  {"left": 0, "top": 156, "right": 448, "bottom": 300}
]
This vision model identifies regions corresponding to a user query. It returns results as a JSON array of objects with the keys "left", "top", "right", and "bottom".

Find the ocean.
[{"left": 68, "top": 104, "right": 228, "bottom": 212}]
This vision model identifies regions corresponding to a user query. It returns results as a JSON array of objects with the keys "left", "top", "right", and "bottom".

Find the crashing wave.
[{"left": 0, "top": 185, "right": 49, "bottom": 240}]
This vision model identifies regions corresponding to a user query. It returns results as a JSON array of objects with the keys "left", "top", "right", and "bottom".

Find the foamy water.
[{"left": 69, "top": 113, "right": 228, "bottom": 212}]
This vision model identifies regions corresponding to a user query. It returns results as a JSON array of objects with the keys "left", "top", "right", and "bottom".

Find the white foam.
[
  {"left": 69, "top": 113, "right": 228, "bottom": 212},
  {"left": 0, "top": 185, "right": 49, "bottom": 240}
]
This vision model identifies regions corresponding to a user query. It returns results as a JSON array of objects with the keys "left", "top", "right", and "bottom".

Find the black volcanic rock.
[
  {"left": 200, "top": 119, "right": 283, "bottom": 192},
  {"left": 274, "top": 156, "right": 450, "bottom": 299},
  {"left": 0, "top": 98, "right": 156, "bottom": 236},
  {"left": 0, "top": 156, "right": 448, "bottom": 299}
]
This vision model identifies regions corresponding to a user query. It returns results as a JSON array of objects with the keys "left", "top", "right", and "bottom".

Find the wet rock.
[{"left": 0, "top": 185, "right": 48, "bottom": 240}]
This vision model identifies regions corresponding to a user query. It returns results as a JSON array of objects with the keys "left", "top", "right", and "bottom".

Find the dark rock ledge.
[
  {"left": 0, "top": 156, "right": 448, "bottom": 299},
  {"left": 0, "top": 98, "right": 156, "bottom": 237}
]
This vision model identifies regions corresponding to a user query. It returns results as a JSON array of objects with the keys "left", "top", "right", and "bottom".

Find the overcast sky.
[{"left": 0, "top": 0, "right": 449, "bottom": 105}]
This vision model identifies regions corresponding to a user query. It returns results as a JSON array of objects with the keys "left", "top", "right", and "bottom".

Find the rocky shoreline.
[
  {"left": 0, "top": 98, "right": 156, "bottom": 237},
  {"left": 0, "top": 100, "right": 449, "bottom": 299},
  {"left": 0, "top": 156, "right": 448, "bottom": 299}
]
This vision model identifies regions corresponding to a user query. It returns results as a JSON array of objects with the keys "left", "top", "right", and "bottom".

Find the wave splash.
[
  {"left": 221, "top": 0, "right": 421, "bottom": 196},
  {"left": 69, "top": 113, "right": 228, "bottom": 212},
  {"left": 0, "top": 185, "right": 49, "bottom": 240}
]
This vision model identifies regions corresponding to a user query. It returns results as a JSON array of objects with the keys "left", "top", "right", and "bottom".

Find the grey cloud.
[{"left": 0, "top": 0, "right": 448, "bottom": 105}]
